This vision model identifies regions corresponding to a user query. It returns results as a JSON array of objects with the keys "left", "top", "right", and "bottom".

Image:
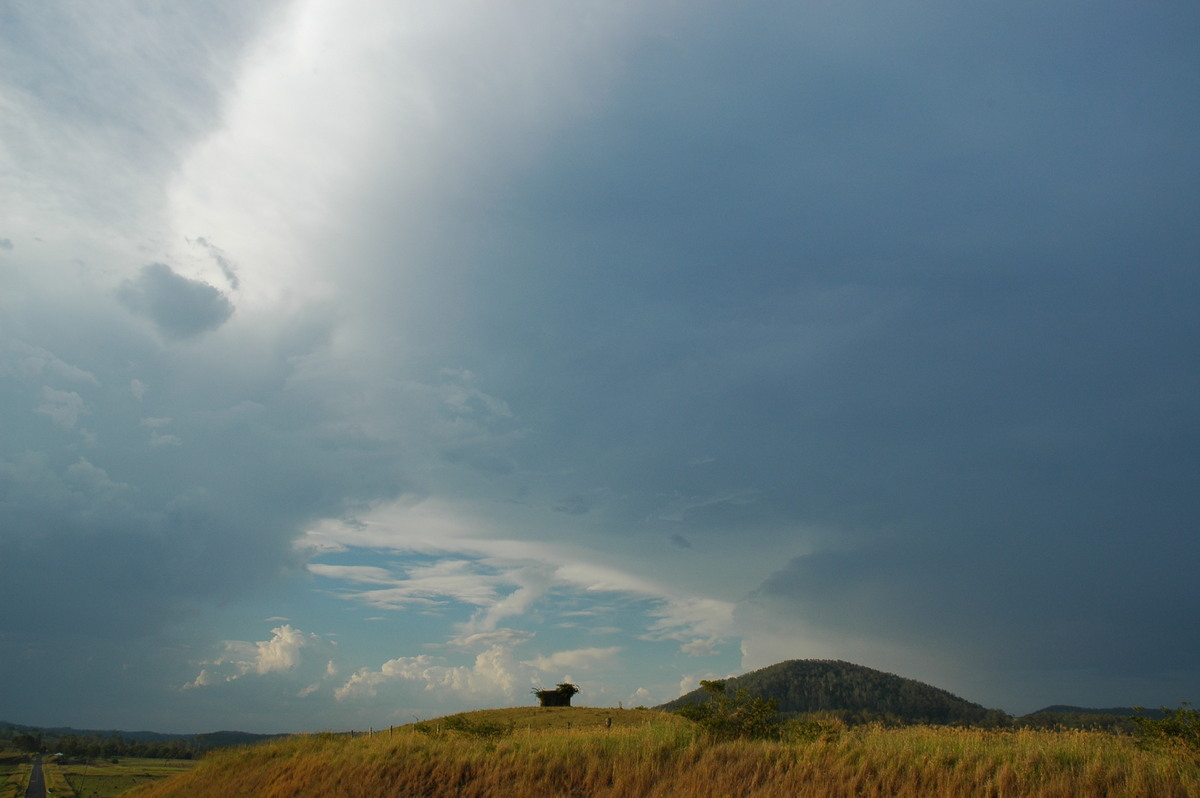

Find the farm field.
[
  {"left": 42, "top": 756, "right": 196, "bottom": 798},
  {"left": 0, "top": 751, "right": 30, "bottom": 798},
  {"left": 124, "top": 708, "right": 1200, "bottom": 798}
]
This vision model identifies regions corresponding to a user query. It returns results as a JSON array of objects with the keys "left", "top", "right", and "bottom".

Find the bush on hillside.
[
  {"left": 414, "top": 715, "right": 514, "bottom": 740},
  {"left": 673, "top": 679, "right": 781, "bottom": 740},
  {"left": 1133, "top": 703, "right": 1200, "bottom": 750},
  {"left": 783, "top": 713, "right": 847, "bottom": 743}
]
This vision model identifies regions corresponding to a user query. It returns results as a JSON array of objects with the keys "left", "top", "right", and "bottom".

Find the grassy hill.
[
  {"left": 657, "top": 659, "right": 1004, "bottom": 725},
  {"left": 121, "top": 706, "right": 1200, "bottom": 798}
]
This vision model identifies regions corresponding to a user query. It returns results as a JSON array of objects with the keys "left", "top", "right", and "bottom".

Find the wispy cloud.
[{"left": 302, "top": 499, "right": 737, "bottom": 661}]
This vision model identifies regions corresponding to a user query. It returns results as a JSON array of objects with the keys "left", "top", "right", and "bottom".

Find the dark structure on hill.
[
  {"left": 657, "top": 659, "right": 1006, "bottom": 726},
  {"left": 533, "top": 682, "right": 580, "bottom": 707}
]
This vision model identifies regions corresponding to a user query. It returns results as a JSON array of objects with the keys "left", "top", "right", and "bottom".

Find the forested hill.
[{"left": 657, "top": 659, "right": 1005, "bottom": 725}]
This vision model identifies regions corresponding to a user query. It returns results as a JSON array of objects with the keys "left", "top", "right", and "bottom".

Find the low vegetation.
[{"left": 122, "top": 707, "right": 1200, "bottom": 798}]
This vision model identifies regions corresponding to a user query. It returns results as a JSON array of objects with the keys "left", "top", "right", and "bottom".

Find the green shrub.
[
  {"left": 783, "top": 713, "right": 846, "bottom": 743},
  {"left": 673, "top": 679, "right": 781, "bottom": 740},
  {"left": 414, "top": 715, "right": 514, "bottom": 740},
  {"left": 1132, "top": 703, "right": 1200, "bottom": 750}
]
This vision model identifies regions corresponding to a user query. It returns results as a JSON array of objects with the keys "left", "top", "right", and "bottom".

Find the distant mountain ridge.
[
  {"left": 1028, "top": 705, "right": 1163, "bottom": 718},
  {"left": 657, "top": 659, "right": 1005, "bottom": 725}
]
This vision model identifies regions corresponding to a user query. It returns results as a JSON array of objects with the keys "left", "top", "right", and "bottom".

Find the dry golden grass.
[{"left": 125, "top": 708, "right": 1200, "bottom": 798}]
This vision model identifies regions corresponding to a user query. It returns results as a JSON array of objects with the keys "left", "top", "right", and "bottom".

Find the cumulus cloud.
[
  {"left": 335, "top": 644, "right": 523, "bottom": 705},
  {"left": 141, "top": 417, "right": 182, "bottom": 447},
  {"left": 4, "top": 342, "right": 99, "bottom": 385},
  {"left": 526, "top": 646, "right": 621, "bottom": 674},
  {"left": 680, "top": 637, "right": 721, "bottom": 657},
  {"left": 184, "top": 669, "right": 216, "bottom": 690},
  {"left": 248, "top": 625, "right": 310, "bottom": 674},
  {"left": 34, "top": 387, "right": 87, "bottom": 429},
  {"left": 334, "top": 635, "right": 620, "bottom": 713},
  {"left": 63, "top": 457, "right": 129, "bottom": 497},
  {"left": 189, "top": 625, "right": 331, "bottom": 687},
  {"left": 628, "top": 687, "right": 652, "bottom": 706},
  {"left": 117, "top": 263, "right": 234, "bottom": 338}
]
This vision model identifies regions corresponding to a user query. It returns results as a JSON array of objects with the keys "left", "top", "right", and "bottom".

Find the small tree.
[
  {"left": 12, "top": 733, "right": 44, "bottom": 754},
  {"left": 533, "top": 682, "right": 581, "bottom": 707},
  {"left": 673, "top": 679, "right": 780, "bottom": 740}
]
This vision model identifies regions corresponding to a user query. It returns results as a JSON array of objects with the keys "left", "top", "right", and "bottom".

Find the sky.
[{"left": 2, "top": 0, "right": 1198, "bottom": 734}]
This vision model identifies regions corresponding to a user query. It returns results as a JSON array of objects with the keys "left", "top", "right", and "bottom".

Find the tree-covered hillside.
[{"left": 657, "top": 660, "right": 1006, "bottom": 726}]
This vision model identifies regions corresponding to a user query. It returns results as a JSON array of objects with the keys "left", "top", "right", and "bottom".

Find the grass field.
[{"left": 122, "top": 707, "right": 1200, "bottom": 798}]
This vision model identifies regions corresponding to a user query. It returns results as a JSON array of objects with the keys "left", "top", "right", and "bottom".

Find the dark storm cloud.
[
  {"left": 117, "top": 263, "right": 235, "bottom": 338},
  {"left": 375, "top": 0, "right": 1200, "bottom": 706},
  {"left": 757, "top": 532, "right": 1200, "bottom": 676},
  {"left": 3, "top": 0, "right": 1199, "bottom": 730}
]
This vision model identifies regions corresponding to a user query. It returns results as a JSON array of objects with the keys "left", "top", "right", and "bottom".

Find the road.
[{"left": 24, "top": 755, "right": 45, "bottom": 798}]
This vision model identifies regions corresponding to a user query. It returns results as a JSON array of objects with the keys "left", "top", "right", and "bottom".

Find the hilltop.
[{"left": 657, "top": 659, "right": 1005, "bottom": 725}]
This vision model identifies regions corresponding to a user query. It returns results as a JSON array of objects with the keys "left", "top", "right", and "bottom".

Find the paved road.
[{"left": 24, "top": 755, "right": 45, "bottom": 798}]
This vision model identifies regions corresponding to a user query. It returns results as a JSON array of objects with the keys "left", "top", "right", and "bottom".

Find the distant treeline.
[
  {"left": 1, "top": 723, "right": 275, "bottom": 760},
  {"left": 1017, "top": 707, "right": 1166, "bottom": 734},
  {"left": 9, "top": 731, "right": 197, "bottom": 759}
]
